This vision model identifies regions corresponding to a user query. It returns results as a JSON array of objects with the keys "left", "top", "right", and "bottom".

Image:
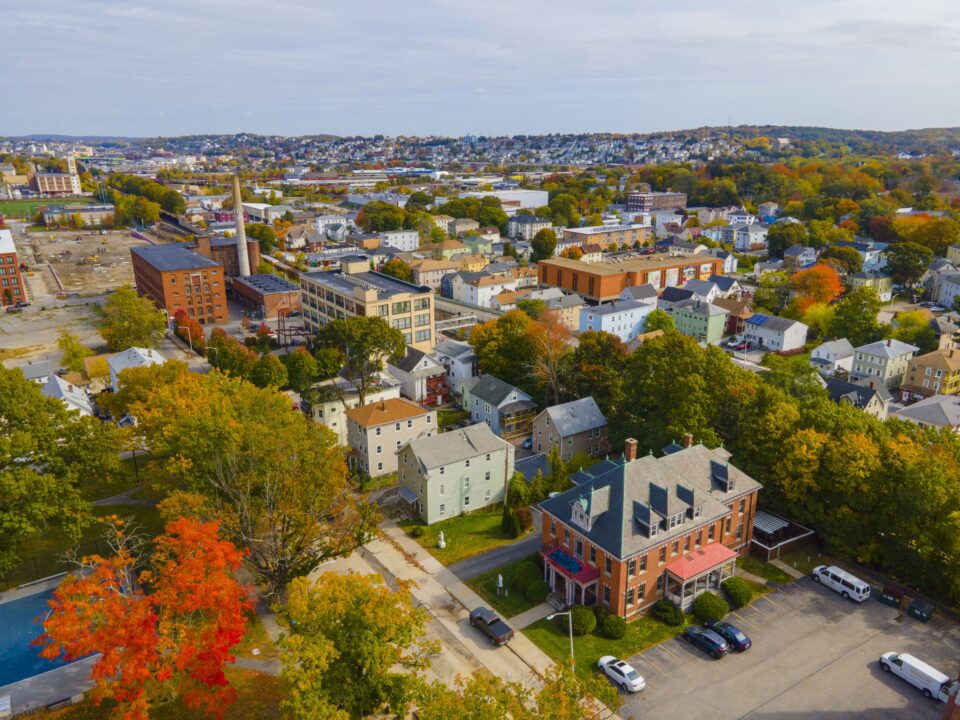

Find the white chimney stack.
[{"left": 232, "top": 173, "right": 252, "bottom": 277}]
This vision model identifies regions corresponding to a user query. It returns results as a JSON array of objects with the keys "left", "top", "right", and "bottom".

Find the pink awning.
[{"left": 664, "top": 543, "right": 737, "bottom": 581}]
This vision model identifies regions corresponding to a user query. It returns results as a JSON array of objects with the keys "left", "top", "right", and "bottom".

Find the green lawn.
[
  {"left": 0, "top": 197, "right": 95, "bottom": 218},
  {"left": 355, "top": 471, "right": 398, "bottom": 494},
  {"left": 399, "top": 506, "right": 531, "bottom": 566},
  {"left": 466, "top": 555, "right": 544, "bottom": 619},
  {"left": 524, "top": 613, "right": 687, "bottom": 679},
  {"left": 737, "top": 555, "right": 793, "bottom": 585},
  {"left": 438, "top": 408, "right": 469, "bottom": 429},
  {"left": 778, "top": 547, "right": 826, "bottom": 575}
]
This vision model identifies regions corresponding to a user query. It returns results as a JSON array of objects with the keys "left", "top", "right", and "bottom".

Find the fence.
[{"left": 2, "top": 537, "right": 112, "bottom": 590}]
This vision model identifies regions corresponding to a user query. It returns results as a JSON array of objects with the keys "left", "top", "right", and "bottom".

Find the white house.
[
  {"left": 387, "top": 346, "right": 447, "bottom": 404},
  {"left": 379, "top": 230, "right": 419, "bottom": 252},
  {"left": 744, "top": 313, "right": 808, "bottom": 353},
  {"left": 935, "top": 272, "right": 960, "bottom": 309},
  {"left": 450, "top": 272, "right": 518, "bottom": 309},
  {"left": 107, "top": 347, "right": 166, "bottom": 392},
  {"left": 579, "top": 299, "right": 656, "bottom": 344},
  {"left": 41, "top": 375, "right": 94, "bottom": 416},
  {"left": 431, "top": 339, "right": 477, "bottom": 390},
  {"left": 810, "top": 339, "right": 855, "bottom": 375},
  {"left": 308, "top": 372, "right": 402, "bottom": 446},
  {"left": 681, "top": 279, "right": 720, "bottom": 304},
  {"left": 728, "top": 209, "right": 757, "bottom": 225},
  {"left": 506, "top": 215, "right": 552, "bottom": 240},
  {"left": 723, "top": 223, "right": 768, "bottom": 251}
]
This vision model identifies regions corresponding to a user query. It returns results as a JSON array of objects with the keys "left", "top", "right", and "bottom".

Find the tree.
[
  {"left": 644, "top": 308, "right": 675, "bottom": 333},
  {"left": 313, "top": 316, "right": 406, "bottom": 406},
  {"left": 173, "top": 309, "right": 206, "bottom": 353},
  {"left": 37, "top": 517, "right": 251, "bottom": 720},
  {"left": 754, "top": 271, "right": 791, "bottom": 314},
  {"left": 404, "top": 191, "right": 433, "bottom": 212},
  {"left": 530, "top": 312, "right": 573, "bottom": 406},
  {"left": 468, "top": 310, "right": 538, "bottom": 391},
  {"left": 207, "top": 328, "right": 258, "bottom": 380},
  {"left": 801, "top": 302, "right": 837, "bottom": 341},
  {"left": 380, "top": 258, "right": 413, "bottom": 282},
  {"left": 791, "top": 264, "right": 843, "bottom": 311},
  {"left": 885, "top": 242, "right": 933, "bottom": 292},
  {"left": 806, "top": 219, "right": 853, "bottom": 249},
  {"left": 530, "top": 228, "right": 557, "bottom": 262},
  {"left": 282, "top": 347, "right": 320, "bottom": 394},
  {"left": 830, "top": 287, "right": 884, "bottom": 346},
  {"left": 115, "top": 366, "right": 377, "bottom": 599},
  {"left": 97, "top": 284, "right": 167, "bottom": 351},
  {"left": 820, "top": 245, "right": 863, "bottom": 275},
  {"left": 57, "top": 329, "right": 93, "bottom": 372},
  {"left": 246, "top": 223, "right": 277, "bottom": 254},
  {"left": 281, "top": 573, "right": 436, "bottom": 719},
  {"left": 567, "top": 331, "right": 628, "bottom": 429},
  {"left": 766, "top": 222, "right": 807, "bottom": 258},
  {"left": 890, "top": 310, "right": 938, "bottom": 353},
  {"left": 358, "top": 201, "right": 406, "bottom": 232},
  {"left": 0, "top": 366, "right": 121, "bottom": 574},
  {"left": 251, "top": 353, "right": 288, "bottom": 388}
]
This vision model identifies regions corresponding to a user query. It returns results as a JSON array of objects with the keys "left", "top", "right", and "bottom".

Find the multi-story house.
[
  {"left": 825, "top": 377, "right": 891, "bottom": 420},
  {"left": 450, "top": 271, "right": 518, "bottom": 309},
  {"left": 850, "top": 339, "right": 919, "bottom": 391},
  {"left": 849, "top": 270, "right": 894, "bottom": 303},
  {"left": 579, "top": 300, "right": 655, "bottom": 344},
  {"left": 346, "top": 397, "right": 436, "bottom": 477},
  {"left": 378, "top": 230, "right": 419, "bottom": 252},
  {"left": 398, "top": 422, "right": 515, "bottom": 525},
  {"left": 107, "top": 347, "right": 166, "bottom": 392},
  {"left": 387, "top": 347, "right": 447, "bottom": 406},
  {"left": 935, "top": 272, "right": 960, "bottom": 309},
  {"left": 902, "top": 349, "right": 960, "bottom": 398},
  {"left": 672, "top": 299, "right": 728, "bottom": 345},
  {"left": 810, "top": 339, "right": 855, "bottom": 375},
  {"left": 506, "top": 215, "right": 552, "bottom": 240},
  {"left": 532, "top": 397, "right": 609, "bottom": 460},
  {"left": 538, "top": 437, "right": 761, "bottom": 616},
  {"left": 408, "top": 258, "right": 460, "bottom": 290},
  {"left": 782, "top": 246, "right": 818, "bottom": 269},
  {"left": 723, "top": 223, "right": 768, "bottom": 251},
  {"left": 299, "top": 257, "right": 436, "bottom": 352},
  {"left": 306, "top": 372, "right": 402, "bottom": 445},
  {"left": 449, "top": 218, "right": 480, "bottom": 237},
  {"left": 457, "top": 374, "right": 537, "bottom": 439},
  {"left": 0, "top": 229, "right": 25, "bottom": 305},
  {"left": 431, "top": 339, "right": 477, "bottom": 390},
  {"left": 744, "top": 313, "right": 808, "bottom": 353}
]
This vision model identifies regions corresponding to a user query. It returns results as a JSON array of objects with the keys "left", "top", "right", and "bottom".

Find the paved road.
[{"left": 448, "top": 535, "right": 540, "bottom": 581}]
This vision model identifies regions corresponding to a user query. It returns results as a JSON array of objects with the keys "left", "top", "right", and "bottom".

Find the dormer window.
[
  {"left": 668, "top": 513, "right": 683, "bottom": 529},
  {"left": 649, "top": 523, "right": 658, "bottom": 538},
  {"left": 694, "top": 505, "right": 703, "bottom": 519},
  {"left": 727, "top": 478, "right": 735, "bottom": 492}
]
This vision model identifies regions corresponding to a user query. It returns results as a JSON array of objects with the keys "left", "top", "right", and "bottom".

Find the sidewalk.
[
  {"left": 770, "top": 558, "right": 807, "bottom": 580},
  {"left": 508, "top": 602, "right": 554, "bottom": 630}
]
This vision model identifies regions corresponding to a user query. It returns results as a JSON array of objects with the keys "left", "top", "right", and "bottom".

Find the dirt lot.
[{"left": 17, "top": 229, "right": 161, "bottom": 297}]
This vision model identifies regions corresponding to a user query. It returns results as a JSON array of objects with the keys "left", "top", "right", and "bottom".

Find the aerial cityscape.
[{"left": 2, "top": 2, "right": 960, "bottom": 720}]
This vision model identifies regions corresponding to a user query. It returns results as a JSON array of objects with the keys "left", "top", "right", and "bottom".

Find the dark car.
[
  {"left": 14, "top": 301, "right": 31, "bottom": 308},
  {"left": 704, "top": 619, "right": 752, "bottom": 651},
  {"left": 682, "top": 625, "right": 730, "bottom": 658},
  {"left": 469, "top": 607, "right": 514, "bottom": 646},
  {"left": 5, "top": 306, "right": 22, "bottom": 314}
]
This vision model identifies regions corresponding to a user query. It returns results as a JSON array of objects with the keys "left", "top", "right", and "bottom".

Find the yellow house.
[{"left": 459, "top": 254, "right": 489, "bottom": 272}]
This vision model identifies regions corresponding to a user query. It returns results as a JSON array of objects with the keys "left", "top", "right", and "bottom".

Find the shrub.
[
  {"left": 515, "top": 507, "right": 533, "bottom": 531},
  {"left": 691, "top": 591, "right": 729, "bottom": 622},
  {"left": 602, "top": 614, "right": 627, "bottom": 640},
  {"left": 722, "top": 577, "right": 754, "bottom": 609},
  {"left": 525, "top": 579, "right": 550, "bottom": 603},
  {"left": 652, "top": 599, "right": 685, "bottom": 627},
  {"left": 592, "top": 604, "right": 609, "bottom": 624},
  {"left": 508, "top": 510, "right": 523, "bottom": 538},
  {"left": 511, "top": 561, "right": 542, "bottom": 593},
  {"left": 569, "top": 604, "right": 596, "bottom": 636},
  {"left": 408, "top": 526, "right": 425, "bottom": 539}
]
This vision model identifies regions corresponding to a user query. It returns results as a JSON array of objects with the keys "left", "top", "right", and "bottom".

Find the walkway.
[
  {"left": 447, "top": 534, "right": 540, "bottom": 581},
  {"left": 770, "top": 558, "right": 807, "bottom": 580},
  {"left": 508, "top": 602, "right": 554, "bottom": 630}
]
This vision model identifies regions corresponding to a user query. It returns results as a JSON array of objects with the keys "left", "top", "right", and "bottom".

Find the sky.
[{"left": 3, "top": 0, "right": 960, "bottom": 138}]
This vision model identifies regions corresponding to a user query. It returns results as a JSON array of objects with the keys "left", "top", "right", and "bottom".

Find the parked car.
[
  {"left": 521, "top": 436, "right": 533, "bottom": 450},
  {"left": 703, "top": 619, "right": 752, "bottom": 651},
  {"left": 681, "top": 625, "right": 729, "bottom": 659},
  {"left": 811, "top": 565, "right": 871, "bottom": 602},
  {"left": 469, "top": 607, "right": 514, "bottom": 646},
  {"left": 879, "top": 652, "right": 956, "bottom": 702},
  {"left": 597, "top": 656, "right": 645, "bottom": 693},
  {"left": 14, "top": 300, "right": 30, "bottom": 308},
  {"left": 5, "top": 306, "right": 22, "bottom": 314}
]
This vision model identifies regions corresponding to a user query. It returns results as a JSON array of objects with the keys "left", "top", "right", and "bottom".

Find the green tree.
[
  {"left": 890, "top": 310, "right": 938, "bottom": 353},
  {"left": 754, "top": 271, "right": 791, "bottom": 314},
  {"left": 282, "top": 347, "right": 320, "bottom": 394},
  {"left": 820, "top": 245, "right": 863, "bottom": 275},
  {"left": 0, "top": 367, "right": 121, "bottom": 574},
  {"left": 97, "top": 284, "right": 167, "bottom": 351},
  {"left": 404, "top": 191, "right": 433, "bottom": 212},
  {"left": 468, "top": 311, "right": 537, "bottom": 391},
  {"left": 885, "top": 242, "right": 933, "bottom": 292},
  {"left": 251, "top": 353, "right": 288, "bottom": 388},
  {"left": 644, "top": 308, "right": 675, "bottom": 333},
  {"left": 314, "top": 316, "right": 406, "bottom": 405},
  {"left": 207, "top": 328, "right": 258, "bottom": 380},
  {"left": 766, "top": 222, "right": 807, "bottom": 259},
  {"left": 516, "top": 298, "right": 547, "bottom": 319},
  {"left": 57, "top": 329, "right": 93, "bottom": 372},
  {"left": 246, "top": 223, "right": 277, "bottom": 254},
  {"left": 282, "top": 573, "right": 436, "bottom": 720},
  {"left": 567, "top": 331, "right": 628, "bottom": 432},
  {"left": 530, "top": 228, "right": 557, "bottom": 262},
  {"left": 380, "top": 258, "right": 413, "bottom": 282},
  {"left": 806, "top": 219, "right": 852, "bottom": 249},
  {"left": 358, "top": 201, "right": 406, "bottom": 232},
  {"left": 830, "top": 287, "right": 884, "bottom": 346}
]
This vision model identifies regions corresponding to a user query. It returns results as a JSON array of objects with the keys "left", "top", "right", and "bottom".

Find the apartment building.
[
  {"left": 902, "top": 348, "right": 960, "bottom": 398},
  {"left": 561, "top": 224, "right": 653, "bottom": 251},
  {"left": 300, "top": 257, "right": 436, "bottom": 352},
  {"left": 130, "top": 244, "right": 228, "bottom": 325},
  {"left": 506, "top": 215, "right": 552, "bottom": 240},
  {"left": 346, "top": 397, "right": 436, "bottom": 477},
  {"left": 579, "top": 300, "right": 655, "bottom": 344},
  {"left": 626, "top": 191, "right": 687, "bottom": 213},
  {"left": 673, "top": 299, "right": 728, "bottom": 345},
  {"left": 532, "top": 397, "right": 609, "bottom": 460},
  {"left": 850, "top": 338, "right": 919, "bottom": 391},
  {"left": 0, "top": 229, "right": 25, "bottom": 305},
  {"left": 408, "top": 258, "right": 460, "bottom": 290},
  {"left": 306, "top": 373, "right": 402, "bottom": 445},
  {"left": 538, "top": 438, "right": 761, "bottom": 617}
]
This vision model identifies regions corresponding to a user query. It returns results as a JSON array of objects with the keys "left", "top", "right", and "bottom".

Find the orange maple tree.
[
  {"left": 790, "top": 263, "right": 843, "bottom": 313},
  {"left": 36, "top": 517, "right": 251, "bottom": 720},
  {"left": 173, "top": 309, "right": 207, "bottom": 354}
]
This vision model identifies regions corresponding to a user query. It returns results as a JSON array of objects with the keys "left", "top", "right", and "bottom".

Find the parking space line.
[
  {"left": 639, "top": 653, "right": 665, "bottom": 673},
  {"left": 730, "top": 611, "right": 760, "bottom": 628},
  {"left": 760, "top": 594, "right": 792, "bottom": 612},
  {"left": 657, "top": 642, "right": 680, "bottom": 659}
]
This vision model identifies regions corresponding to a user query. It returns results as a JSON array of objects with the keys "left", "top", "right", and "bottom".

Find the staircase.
[{"left": 546, "top": 592, "right": 567, "bottom": 611}]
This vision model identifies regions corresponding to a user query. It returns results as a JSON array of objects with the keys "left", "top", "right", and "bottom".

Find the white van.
[
  {"left": 880, "top": 652, "right": 957, "bottom": 702},
  {"left": 810, "top": 565, "right": 871, "bottom": 602}
]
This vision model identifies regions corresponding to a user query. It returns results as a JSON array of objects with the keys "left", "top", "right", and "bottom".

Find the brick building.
[
  {"left": 537, "top": 254, "right": 725, "bottom": 303},
  {"left": 193, "top": 235, "right": 261, "bottom": 280},
  {"left": 626, "top": 191, "right": 687, "bottom": 213},
  {"left": 130, "top": 244, "right": 228, "bottom": 325},
  {"left": 0, "top": 229, "right": 25, "bottom": 305},
  {"left": 538, "top": 437, "right": 761, "bottom": 618},
  {"left": 232, "top": 273, "right": 302, "bottom": 319}
]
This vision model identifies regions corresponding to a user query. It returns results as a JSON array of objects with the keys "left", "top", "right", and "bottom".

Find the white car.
[{"left": 598, "top": 656, "right": 645, "bottom": 693}]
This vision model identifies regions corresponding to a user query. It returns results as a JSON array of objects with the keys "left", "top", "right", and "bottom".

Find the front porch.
[
  {"left": 662, "top": 543, "right": 738, "bottom": 611},
  {"left": 542, "top": 543, "right": 599, "bottom": 609}
]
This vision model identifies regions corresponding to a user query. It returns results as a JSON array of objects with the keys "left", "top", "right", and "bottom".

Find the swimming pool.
[{"left": 0, "top": 588, "right": 74, "bottom": 687}]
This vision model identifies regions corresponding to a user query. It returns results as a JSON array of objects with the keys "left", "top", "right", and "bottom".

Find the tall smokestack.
[{"left": 232, "top": 173, "right": 252, "bottom": 277}]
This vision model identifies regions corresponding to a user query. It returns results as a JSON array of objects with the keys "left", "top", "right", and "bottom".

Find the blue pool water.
[{"left": 0, "top": 588, "right": 73, "bottom": 687}]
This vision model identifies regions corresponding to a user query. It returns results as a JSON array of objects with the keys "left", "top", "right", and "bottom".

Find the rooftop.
[
  {"left": 302, "top": 269, "right": 430, "bottom": 299},
  {"left": 893, "top": 394, "right": 960, "bottom": 428},
  {"left": 0, "top": 228, "right": 17, "bottom": 255},
  {"left": 406, "top": 423, "right": 510, "bottom": 470},
  {"left": 540, "top": 253, "right": 711, "bottom": 276},
  {"left": 539, "top": 397, "right": 607, "bottom": 437},
  {"left": 346, "top": 397, "right": 429, "bottom": 428},
  {"left": 855, "top": 338, "right": 919, "bottom": 358},
  {"left": 131, "top": 244, "right": 220, "bottom": 272},
  {"left": 233, "top": 273, "right": 300, "bottom": 295}
]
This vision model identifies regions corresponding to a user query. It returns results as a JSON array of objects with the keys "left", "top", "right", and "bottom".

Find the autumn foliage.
[
  {"left": 36, "top": 517, "right": 251, "bottom": 720},
  {"left": 790, "top": 263, "right": 843, "bottom": 313},
  {"left": 173, "top": 309, "right": 207, "bottom": 354}
]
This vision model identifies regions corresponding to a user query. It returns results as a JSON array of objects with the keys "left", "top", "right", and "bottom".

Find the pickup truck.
[{"left": 469, "top": 607, "right": 514, "bottom": 646}]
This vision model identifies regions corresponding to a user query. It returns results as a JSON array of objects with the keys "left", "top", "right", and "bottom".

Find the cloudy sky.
[{"left": 3, "top": 0, "right": 959, "bottom": 137}]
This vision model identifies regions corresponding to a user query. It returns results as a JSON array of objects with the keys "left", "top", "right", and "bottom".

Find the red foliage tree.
[
  {"left": 791, "top": 263, "right": 843, "bottom": 312},
  {"left": 36, "top": 518, "right": 251, "bottom": 720},
  {"left": 173, "top": 309, "right": 207, "bottom": 354}
]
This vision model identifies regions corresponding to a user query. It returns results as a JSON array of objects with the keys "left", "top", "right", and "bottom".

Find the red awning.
[
  {"left": 545, "top": 547, "right": 600, "bottom": 584},
  {"left": 663, "top": 543, "right": 737, "bottom": 581}
]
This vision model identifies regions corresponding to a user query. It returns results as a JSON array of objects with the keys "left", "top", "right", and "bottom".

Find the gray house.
[
  {"left": 398, "top": 423, "right": 515, "bottom": 524},
  {"left": 532, "top": 397, "right": 609, "bottom": 460},
  {"left": 456, "top": 374, "right": 537, "bottom": 439}
]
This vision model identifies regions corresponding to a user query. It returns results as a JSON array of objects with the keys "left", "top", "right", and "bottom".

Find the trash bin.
[
  {"left": 906, "top": 599, "right": 934, "bottom": 623},
  {"left": 877, "top": 586, "right": 903, "bottom": 609}
]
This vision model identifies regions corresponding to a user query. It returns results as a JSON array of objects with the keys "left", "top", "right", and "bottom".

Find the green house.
[{"left": 673, "top": 299, "right": 729, "bottom": 345}]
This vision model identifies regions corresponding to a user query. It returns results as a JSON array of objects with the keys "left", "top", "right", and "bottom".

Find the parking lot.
[{"left": 620, "top": 577, "right": 959, "bottom": 719}]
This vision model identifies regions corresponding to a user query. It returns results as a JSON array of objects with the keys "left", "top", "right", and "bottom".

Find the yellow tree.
[{"left": 530, "top": 310, "right": 573, "bottom": 406}]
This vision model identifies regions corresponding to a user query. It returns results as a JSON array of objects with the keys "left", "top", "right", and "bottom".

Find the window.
[
  {"left": 376, "top": 427, "right": 381, "bottom": 436},
  {"left": 736, "top": 523, "right": 743, "bottom": 540},
  {"left": 708, "top": 525, "right": 716, "bottom": 541},
  {"left": 671, "top": 540, "right": 679, "bottom": 556},
  {"left": 484, "top": 488, "right": 490, "bottom": 502},
  {"left": 639, "top": 554, "right": 647, "bottom": 572},
  {"left": 575, "top": 539, "right": 583, "bottom": 559},
  {"left": 738, "top": 498, "right": 746, "bottom": 514},
  {"left": 376, "top": 445, "right": 382, "bottom": 454},
  {"left": 550, "top": 520, "right": 556, "bottom": 536},
  {"left": 377, "top": 462, "right": 383, "bottom": 471},
  {"left": 415, "top": 330, "right": 431, "bottom": 343},
  {"left": 439, "top": 466, "right": 445, "bottom": 475},
  {"left": 439, "top": 504, "right": 445, "bottom": 516},
  {"left": 637, "top": 582, "right": 646, "bottom": 600},
  {"left": 464, "top": 477, "right": 470, "bottom": 489},
  {"left": 684, "top": 535, "right": 691, "bottom": 552},
  {"left": 627, "top": 559, "right": 636, "bottom": 576},
  {"left": 725, "top": 517, "right": 732, "bottom": 533},
  {"left": 484, "top": 471, "right": 490, "bottom": 481},
  {"left": 564, "top": 528, "right": 570, "bottom": 544},
  {"left": 695, "top": 531, "right": 702, "bottom": 548},
  {"left": 485, "top": 453, "right": 490, "bottom": 461},
  {"left": 440, "top": 484, "right": 445, "bottom": 495},
  {"left": 464, "top": 495, "right": 470, "bottom": 507},
  {"left": 694, "top": 505, "right": 702, "bottom": 518},
  {"left": 395, "top": 422, "right": 401, "bottom": 431},
  {"left": 604, "top": 556, "right": 612, "bottom": 574},
  {"left": 658, "top": 546, "right": 666, "bottom": 563},
  {"left": 656, "top": 573, "right": 664, "bottom": 592},
  {"left": 589, "top": 546, "right": 596, "bottom": 564},
  {"left": 626, "top": 587, "right": 635, "bottom": 606},
  {"left": 465, "top": 459, "right": 470, "bottom": 467}
]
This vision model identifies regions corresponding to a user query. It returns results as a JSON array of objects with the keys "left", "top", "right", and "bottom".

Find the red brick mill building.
[{"left": 537, "top": 436, "right": 761, "bottom": 619}]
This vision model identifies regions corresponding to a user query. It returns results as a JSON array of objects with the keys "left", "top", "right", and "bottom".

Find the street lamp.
[{"left": 547, "top": 611, "right": 575, "bottom": 673}]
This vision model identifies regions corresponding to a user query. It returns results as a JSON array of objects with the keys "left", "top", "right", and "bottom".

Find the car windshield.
[{"left": 626, "top": 670, "right": 641, "bottom": 680}]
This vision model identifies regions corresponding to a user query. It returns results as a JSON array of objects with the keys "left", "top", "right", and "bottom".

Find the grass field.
[
  {"left": 466, "top": 555, "right": 544, "bottom": 619},
  {"left": 737, "top": 555, "right": 794, "bottom": 585},
  {"left": 0, "top": 197, "right": 95, "bottom": 218},
  {"left": 399, "top": 506, "right": 530, "bottom": 566}
]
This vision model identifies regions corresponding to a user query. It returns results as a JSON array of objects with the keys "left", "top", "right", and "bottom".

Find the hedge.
[
  {"left": 691, "top": 591, "right": 729, "bottom": 622},
  {"left": 722, "top": 577, "right": 754, "bottom": 609},
  {"left": 569, "top": 604, "right": 597, "bottom": 636},
  {"left": 652, "top": 599, "right": 685, "bottom": 626},
  {"left": 602, "top": 614, "right": 627, "bottom": 639},
  {"left": 526, "top": 579, "right": 550, "bottom": 603}
]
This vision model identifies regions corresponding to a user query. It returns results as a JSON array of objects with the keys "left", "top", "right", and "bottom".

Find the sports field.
[{"left": 0, "top": 197, "right": 95, "bottom": 219}]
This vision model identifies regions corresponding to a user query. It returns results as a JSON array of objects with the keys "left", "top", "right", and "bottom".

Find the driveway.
[
  {"left": 619, "top": 578, "right": 958, "bottom": 719},
  {"left": 448, "top": 535, "right": 540, "bottom": 580}
]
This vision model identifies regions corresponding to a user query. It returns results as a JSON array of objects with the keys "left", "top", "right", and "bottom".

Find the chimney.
[
  {"left": 624, "top": 438, "right": 638, "bottom": 462},
  {"left": 886, "top": 338, "right": 892, "bottom": 347},
  {"left": 682, "top": 433, "right": 694, "bottom": 448},
  {"left": 232, "top": 173, "right": 252, "bottom": 277}
]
